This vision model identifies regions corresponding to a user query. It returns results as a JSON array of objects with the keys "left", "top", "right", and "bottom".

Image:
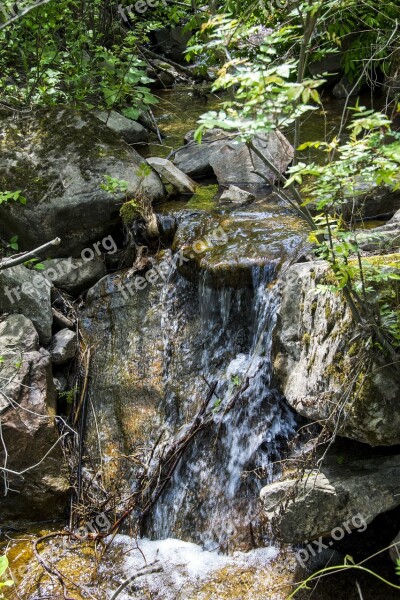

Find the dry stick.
[
  {"left": 110, "top": 563, "right": 163, "bottom": 600},
  {"left": 0, "top": 237, "right": 61, "bottom": 270},
  {"left": 137, "top": 45, "right": 207, "bottom": 81}
]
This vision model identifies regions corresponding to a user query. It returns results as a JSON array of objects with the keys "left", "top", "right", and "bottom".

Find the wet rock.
[
  {"left": 42, "top": 256, "right": 107, "bottom": 295},
  {"left": 49, "top": 328, "right": 77, "bottom": 364},
  {"left": 171, "top": 198, "right": 307, "bottom": 287},
  {"left": 147, "top": 157, "right": 197, "bottom": 194},
  {"left": 260, "top": 453, "right": 400, "bottom": 544},
  {"left": 0, "top": 107, "right": 165, "bottom": 257},
  {"left": 359, "top": 209, "right": 400, "bottom": 251},
  {"left": 93, "top": 110, "right": 150, "bottom": 144},
  {"left": 0, "top": 265, "right": 52, "bottom": 344},
  {"left": 219, "top": 185, "right": 255, "bottom": 206},
  {"left": 0, "top": 314, "right": 68, "bottom": 520},
  {"left": 147, "top": 60, "right": 180, "bottom": 88},
  {"left": 273, "top": 260, "right": 400, "bottom": 445},
  {"left": 174, "top": 129, "right": 294, "bottom": 185}
]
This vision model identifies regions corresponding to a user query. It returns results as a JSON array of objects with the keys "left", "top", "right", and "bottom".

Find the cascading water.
[{"left": 147, "top": 259, "right": 297, "bottom": 550}]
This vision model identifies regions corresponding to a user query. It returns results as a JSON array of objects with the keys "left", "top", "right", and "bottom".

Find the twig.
[{"left": 0, "top": 237, "right": 61, "bottom": 271}]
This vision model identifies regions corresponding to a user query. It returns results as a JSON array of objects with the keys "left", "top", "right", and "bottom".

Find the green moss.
[
  {"left": 302, "top": 333, "right": 311, "bottom": 346},
  {"left": 120, "top": 199, "right": 141, "bottom": 225},
  {"left": 311, "top": 300, "right": 318, "bottom": 315},
  {"left": 186, "top": 184, "right": 218, "bottom": 210}
]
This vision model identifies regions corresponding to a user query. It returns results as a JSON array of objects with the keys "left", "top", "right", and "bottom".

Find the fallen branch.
[
  {"left": 0, "top": 237, "right": 61, "bottom": 271},
  {"left": 110, "top": 562, "right": 163, "bottom": 600}
]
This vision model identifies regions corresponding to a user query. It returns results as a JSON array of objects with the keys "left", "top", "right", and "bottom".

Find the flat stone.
[{"left": 147, "top": 157, "right": 197, "bottom": 194}]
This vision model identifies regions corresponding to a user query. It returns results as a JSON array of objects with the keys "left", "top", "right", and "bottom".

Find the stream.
[{"left": 0, "top": 87, "right": 387, "bottom": 600}]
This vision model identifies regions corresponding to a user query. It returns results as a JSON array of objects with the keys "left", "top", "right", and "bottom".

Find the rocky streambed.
[{"left": 0, "top": 90, "right": 399, "bottom": 600}]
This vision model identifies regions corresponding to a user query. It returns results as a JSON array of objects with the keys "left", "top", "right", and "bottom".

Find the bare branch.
[{"left": 0, "top": 237, "right": 61, "bottom": 271}]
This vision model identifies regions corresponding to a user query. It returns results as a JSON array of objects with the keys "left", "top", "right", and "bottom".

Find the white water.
[{"left": 106, "top": 535, "right": 280, "bottom": 600}]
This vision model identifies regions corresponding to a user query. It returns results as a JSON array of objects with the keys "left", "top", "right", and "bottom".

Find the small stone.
[
  {"left": 219, "top": 185, "right": 255, "bottom": 206},
  {"left": 49, "top": 329, "right": 77, "bottom": 364}
]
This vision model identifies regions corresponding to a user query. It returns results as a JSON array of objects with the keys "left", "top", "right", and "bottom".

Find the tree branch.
[{"left": 0, "top": 237, "right": 61, "bottom": 271}]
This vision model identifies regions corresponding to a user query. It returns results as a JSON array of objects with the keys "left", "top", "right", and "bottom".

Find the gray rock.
[
  {"left": 174, "top": 129, "right": 294, "bottom": 185},
  {"left": 0, "top": 265, "right": 52, "bottom": 344},
  {"left": 152, "top": 26, "right": 193, "bottom": 62},
  {"left": 273, "top": 260, "right": 400, "bottom": 445},
  {"left": 94, "top": 110, "right": 150, "bottom": 144},
  {"left": 332, "top": 75, "right": 362, "bottom": 99},
  {"left": 347, "top": 181, "right": 400, "bottom": 220},
  {"left": 219, "top": 185, "right": 255, "bottom": 206},
  {"left": 358, "top": 209, "right": 400, "bottom": 251},
  {"left": 260, "top": 453, "right": 400, "bottom": 544},
  {"left": 0, "top": 314, "right": 68, "bottom": 520},
  {"left": 0, "top": 108, "right": 165, "bottom": 257},
  {"left": 0, "top": 313, "right": 38, "bottom": 351},
  {"left": 42, "top": 256, "right": 107, "bottom": 295},
  {"left": 147, "top": 157, "right": 197, "bottom": 194},
  {"left": 49, "top": 329, "right": 77, "bottom": 364}
]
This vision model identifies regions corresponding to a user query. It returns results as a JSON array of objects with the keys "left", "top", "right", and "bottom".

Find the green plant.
[
  {"left": 289, "top": 553, "right": 400, "bottom": 598},
  {"left": 101, "top": 175, "right": 129, "bottom": 195},
  {"left": 0, "top": 191, "right": 26, "bottom": 205},
  {"left": 0, "top": 555, "right": 13, "bottom": 598}
]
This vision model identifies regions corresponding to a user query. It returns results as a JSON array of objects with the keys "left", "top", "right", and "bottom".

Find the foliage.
[
  {"left": 0, "top": 555, "right": 13, "bottom": 598},
  {"left": 101, "top": 175, "right": 129, "bottom": 195},
  {"left": 0, "top": 0, "right": 157, "bottom": 112},
  {"left": 0, "top": 191, "right": 26, "bottom": 205},
  {"left": 287, "top": 104, "right": 400, "bottom": 349}
]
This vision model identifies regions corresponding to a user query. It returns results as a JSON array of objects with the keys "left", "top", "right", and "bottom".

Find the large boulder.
[
  {"left": 359, "top": 209, "right": 400, "bottom": 251},
  {"left": 260, "top": 452, "right": 400, "bottom": 543},
  {"left": 42, "top": 256, "right": 107, "bottom": 295},
  {"left": 93, "top": 110, "right": 150, "bottom": 144},
  {"left": 0, "top": 107, "right": 165, "bottom": 257},
  {"left": 273, "top": 260, "right": 400, "bottom": 446},
  {"left": 0, "top": 314, "right": 69, "bottom": 519},
  {"left": 173, "top": 129, "right": 294, "bottom": 185},
  {"left": 0, "top": 265, "right": 53, "bottom": 344}
]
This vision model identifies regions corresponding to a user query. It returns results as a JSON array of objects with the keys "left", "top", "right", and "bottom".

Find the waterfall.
[{"left": 147, "top": 260, "right": 296, "bottom": 550}]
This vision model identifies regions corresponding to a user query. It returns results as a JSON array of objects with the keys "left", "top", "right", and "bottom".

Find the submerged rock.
[
  {"left": 260, "top": 452, "right": 400, "bottom": 543},
  {"left": 0, "top": 107, "right": 165, "bottom": 256},
  {"left": 0, "top": 265, "right": 52, "bottom": 344},
  {"left": 174, "top": 128, "right": 294, "bottom": 185},
  {"left": 171, "top": 198, "right": 307, "bottom": 287},
  {"left": 273, "top": 260, "right": 400, "bottom": 445},
  {"left": 0, "top": 314, "right": 68, "bottom": 520}
]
